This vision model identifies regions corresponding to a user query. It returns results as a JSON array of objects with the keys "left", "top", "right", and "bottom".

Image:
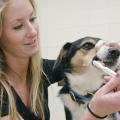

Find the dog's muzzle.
[
  {"left": 93, "top": 47, "right": 120, "bottom": 68},
  {"left": 107, "top": 48, "right": 120, "bottom": 60}
]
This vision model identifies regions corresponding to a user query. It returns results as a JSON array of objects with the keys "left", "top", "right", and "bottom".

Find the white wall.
[
  {"left": 37, "top": 0, "right": 120, "bottom": 120},
  {"left": 38, "top": 0, "right": 120, "bottom": 59}
]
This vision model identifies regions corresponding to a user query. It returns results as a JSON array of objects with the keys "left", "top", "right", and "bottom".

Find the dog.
[{"left": 52, "top": 36, "right": 120, "bottom": 120}]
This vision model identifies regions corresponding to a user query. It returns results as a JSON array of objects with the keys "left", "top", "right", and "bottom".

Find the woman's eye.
[
  {"left": 82, "top": 42, "right": 95, "bottom": 50},
  {"left": 13, "top": 24, "right": 23, "bottom": 30},
  {"left": 30, "top": 16, "right": 37, "bottom": 22}
]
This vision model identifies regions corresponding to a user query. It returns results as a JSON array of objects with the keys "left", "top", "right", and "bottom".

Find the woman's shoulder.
[
  {"left": 42, "top": 59, "right": 55, "bottom": 76},
  {"left": 42, "top": 59, "right": 64, "bottom": 86},
  {"left": 43, "top": 59, "right": 55, "bottom": 68},
  {"left": 42, "top": 59, "right": 56, "bottom": 86}
]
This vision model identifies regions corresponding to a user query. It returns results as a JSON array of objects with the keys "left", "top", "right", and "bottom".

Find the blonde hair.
[{"left": 0, "top": 0, "right": 44, "bottom": 120}]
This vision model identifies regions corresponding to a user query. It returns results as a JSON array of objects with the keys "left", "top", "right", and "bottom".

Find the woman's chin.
[
  {"left": 30, "top": 49, "right": 39, "bottom": 56},
  {"left": 25, "top": 48, "right": 39, "bottom": 57}
]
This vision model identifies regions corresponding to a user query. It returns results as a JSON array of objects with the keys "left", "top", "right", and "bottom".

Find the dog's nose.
[{"left": 109, "top": 48, "right": 120, "bottom": 59}]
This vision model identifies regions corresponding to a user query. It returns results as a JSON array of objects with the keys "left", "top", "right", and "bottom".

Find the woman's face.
[{"left": 1, "top": 0, "right": 39, "bottom": 58}]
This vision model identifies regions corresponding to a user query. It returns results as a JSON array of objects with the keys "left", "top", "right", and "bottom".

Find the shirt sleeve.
[{"left": 42, "top": 59, "right": 64, "bottom": 87}]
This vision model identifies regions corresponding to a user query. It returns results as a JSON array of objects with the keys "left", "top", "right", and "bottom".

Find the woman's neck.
[{"left": 5, "top": 54, "right": 29, "bottom": 87}]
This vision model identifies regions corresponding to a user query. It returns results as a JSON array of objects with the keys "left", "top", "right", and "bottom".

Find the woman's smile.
[{"left": 24, "top": 39, "right": 37, "bottom": 46}]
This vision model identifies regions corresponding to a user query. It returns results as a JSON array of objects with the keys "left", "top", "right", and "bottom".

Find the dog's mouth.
[
  {"left": 92, "top": 48, "right": 120, "bottom": 71},
  {"left": 92, "top": 56, "right": 116, "bottom": 67}
]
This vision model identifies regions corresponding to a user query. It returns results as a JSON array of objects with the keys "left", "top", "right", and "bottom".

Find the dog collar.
[
  {"left": 59, "top": 85, "right": 93, "bottom": 104},
  {"left": 69, "top": 88, "right": 93, "bottom": 104}
]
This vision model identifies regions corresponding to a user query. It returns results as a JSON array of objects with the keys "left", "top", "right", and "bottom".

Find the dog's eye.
[{"left": 82, "top": 42, "right": 95, "bottom": 50}]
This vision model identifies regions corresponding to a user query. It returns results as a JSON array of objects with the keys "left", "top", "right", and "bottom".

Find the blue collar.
[{"left": 69, "top": 87, "right": 93, "bottom": 104}]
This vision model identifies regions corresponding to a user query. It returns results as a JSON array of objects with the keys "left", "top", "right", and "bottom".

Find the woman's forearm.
[{"left": 81, "top": 109, "right": 103, "bottom": 120}]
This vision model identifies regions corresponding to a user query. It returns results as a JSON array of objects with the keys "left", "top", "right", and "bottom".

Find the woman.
[
  {"left": 0, "top": 0, "right": 62, "bottom": 120},
  {"left": 81, "top": 42, "right": 120, "bottom": 120}
]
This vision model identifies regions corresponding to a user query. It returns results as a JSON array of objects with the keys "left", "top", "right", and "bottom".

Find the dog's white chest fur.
[
  {"left": 66, "top": 66, "right": 103, "bottom": 94},
  {"left": 60, "top": 93, "right": 87, "bottom": 120}
]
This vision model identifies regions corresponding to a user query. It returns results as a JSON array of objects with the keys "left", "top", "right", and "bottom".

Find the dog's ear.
[
  {"left": 57, "top": 42, "right": 72, "bottom": 63},
  {"left": 52, "top": 42, "right": 72, "bottom": 81}
]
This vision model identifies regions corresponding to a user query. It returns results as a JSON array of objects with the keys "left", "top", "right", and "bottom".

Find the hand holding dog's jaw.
[
  {"left": 88, "top": 72, "right": 120, "bottom": 117},
  {"left": 106, "top": 41, "right": 120, "bottom": 50},
  {"left": 96, "top": 40, "right": 120, "bottom": 51}
]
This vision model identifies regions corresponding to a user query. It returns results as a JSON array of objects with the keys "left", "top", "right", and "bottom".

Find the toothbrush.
[{"left": 93, "top": 61, "right": 117, "bottom": 77}]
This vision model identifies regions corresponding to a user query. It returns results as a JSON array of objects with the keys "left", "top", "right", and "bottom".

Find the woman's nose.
[{"left": 26, "top": 22, "right": 37, "bottom": 38}]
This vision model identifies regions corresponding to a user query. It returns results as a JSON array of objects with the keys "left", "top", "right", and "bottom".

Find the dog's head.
[
  {"left": 53, "top": 36, "right": 100, "bottom": 77},
  {"left": 52, "top": 36, "right": 120, "bottom": 94}
]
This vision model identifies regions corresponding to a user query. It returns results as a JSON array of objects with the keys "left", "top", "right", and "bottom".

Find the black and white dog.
[{"left": 52, "top": 36, "right": 120, "bottom": 120}]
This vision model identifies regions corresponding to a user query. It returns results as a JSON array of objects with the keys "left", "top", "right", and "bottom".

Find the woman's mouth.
[{"left": 24, "top": 40, "right": 37, "bottom": 46}]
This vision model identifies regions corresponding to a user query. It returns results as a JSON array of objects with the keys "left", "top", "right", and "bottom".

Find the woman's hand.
[
  {"left": 95, "top": 40, "right": 120, "bottom": 51},
  {"left": 106, "top": 41, "right": 120, "bottom": 50},
  {"left": 89, "top": 71, "right": 120, "bottom": 117},
  {"left": 81, "top": 40, "right": 120, "bottom": 120}
]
